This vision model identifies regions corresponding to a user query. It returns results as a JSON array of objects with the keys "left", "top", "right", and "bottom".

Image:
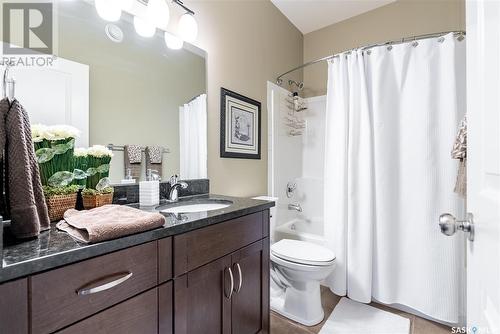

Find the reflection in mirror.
[{"left": 3, "top": 0, "right": 207, "bottom": 185}]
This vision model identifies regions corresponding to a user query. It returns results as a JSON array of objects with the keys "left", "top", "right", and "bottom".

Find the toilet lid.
[{"left": 271, "top": 239, "right": 335, "bottom": 266}]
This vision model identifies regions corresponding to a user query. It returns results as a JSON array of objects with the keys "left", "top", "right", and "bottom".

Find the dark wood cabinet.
[
  {"left": 174, "top": 238, "right": 270, "bottom": 334},
  {"left": 159, "top": 282, "right": 174, "bottom": 334},
  {"left": 174, "top": 255, "right": 232, "bottom": 334},
  {"left": 231, "top": 240, "right": 268, "bottom": 334},
  {"left": 31, "top": 241, "right": 158, "bottom": 334},
  {"left": 0, "top": 278, "right": 28, "bottom": 334},
  {"left": 56, "top": 288, "right": 158, "bottom": 334},
  {"left": 0, "top": 209, "right": 270, "bottom": 334},
  {"left": 173, "top": 211, "right": 264, "bottom": 276}
]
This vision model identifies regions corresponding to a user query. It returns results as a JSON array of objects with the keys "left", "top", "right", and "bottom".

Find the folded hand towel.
[
  {"left": 124, "top": 145, "right": 142, "bottom": 179},
  {"left": 145, "top": 146, "right": 163, "bottom": 178},
  {"left": 146, "top": 146, "right": 162, "bottom": 164},
  {"left": 125, "top": 145, "right": 142, "bottom": 163},
  {"left": 56, "top": 204, "right": 165, "bottom": 243}
]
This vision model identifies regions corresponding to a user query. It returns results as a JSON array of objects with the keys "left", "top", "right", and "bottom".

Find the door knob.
[{"left": 439, "top": 212, "right": 474, "bottom": 241}]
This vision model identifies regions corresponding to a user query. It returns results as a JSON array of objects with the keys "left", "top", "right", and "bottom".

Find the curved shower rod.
[{"left": 276, "top": 30, "right": 465, "bottom": 86}]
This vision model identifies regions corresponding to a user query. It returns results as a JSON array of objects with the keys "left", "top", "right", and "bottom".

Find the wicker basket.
[
  {"left": 83, "top": 192, "right": 114, "bottom": 210},
  {"left": 45, "top": 193, "right": 77, "bottom": 222}
]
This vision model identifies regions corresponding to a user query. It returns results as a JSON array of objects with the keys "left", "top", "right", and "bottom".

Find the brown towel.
[
  {"left": 56, "top": 204, "right": 165, "bottom": 243},
  {"left": 0, "top": 98, "right": 50, "bottom": 238},
  {"left": 124, "top": 145, "right": 142, "bottom": 179},
  {"left": 145, "top": 146, "right": 163, "bottom": 179}
]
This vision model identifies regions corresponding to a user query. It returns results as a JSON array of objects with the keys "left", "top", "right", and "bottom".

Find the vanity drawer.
[
  {"left": 31, "top": 241, "right": 157, "bottom": 334},
  {"left": 174, "top": 211, "right": 264, "bottom": 276},
  {"left": 56, "top": 287, "right": 158, "bottom": 334}
]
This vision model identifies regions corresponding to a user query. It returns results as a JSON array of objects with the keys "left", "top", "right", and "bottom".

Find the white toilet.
[{"left": 270, "top": 239, "right": 336, "bottom": 326}]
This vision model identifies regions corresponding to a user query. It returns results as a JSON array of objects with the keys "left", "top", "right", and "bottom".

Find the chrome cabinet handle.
[
  {"left": 224, "top": 267, "right": 234, "bottom": 299},
  {"left": 77, "top": 272, "right": 133, "bottom": 296},
  {"left": 233, "top": 263, "right": 243, "bottom": 293}
]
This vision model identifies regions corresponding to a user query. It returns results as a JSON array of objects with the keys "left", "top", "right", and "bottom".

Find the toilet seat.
[{"left": 271, "top": 239, "right": 335, "bottom": 267}]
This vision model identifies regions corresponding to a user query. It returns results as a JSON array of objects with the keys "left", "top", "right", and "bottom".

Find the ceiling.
[{"left": 271, "top": 0, "right": 396, "bottom": 34}]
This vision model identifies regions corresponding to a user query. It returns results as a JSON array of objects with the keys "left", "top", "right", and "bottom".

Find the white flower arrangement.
[
  {"left": 86, "top": 145, "right": 114, "bottom": 158},
  {"left": 31, "top": 124, "right": 48, "bottom": 142},
  {"left": 31, "top": 124, "right": 81, "bottom": 142},
  {"left": 74, "top": 147, "right": 89, "bottom": 157}
]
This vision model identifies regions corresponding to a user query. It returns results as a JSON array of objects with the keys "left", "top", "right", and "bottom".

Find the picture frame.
[{"left": 220, "top": 87, "right": 261, "bottom": 159}]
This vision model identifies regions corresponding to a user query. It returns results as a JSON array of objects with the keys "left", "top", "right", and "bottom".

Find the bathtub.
[{"left": 274, "top": 219, "right": 325, "bottom": 246}]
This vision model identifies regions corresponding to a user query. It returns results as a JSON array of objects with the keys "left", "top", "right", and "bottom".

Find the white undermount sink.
[{"left": 160, "top": 201, "right": 232, "bottom": 214}]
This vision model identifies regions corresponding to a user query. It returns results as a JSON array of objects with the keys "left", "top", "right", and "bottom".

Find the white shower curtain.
[
  {"left": 179, "top": 94, "right": 207, "bottom": 179},
  {"left": 324, "top": 33, "right": 466, "bottom": 323}
]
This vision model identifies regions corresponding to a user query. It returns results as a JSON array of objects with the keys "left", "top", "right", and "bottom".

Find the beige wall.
[
  {"left": 188, "top": 0, "right": 304, "bottom": 197},
  {"left": 303, "top": 0, "right": 465, "bottom": 97}
]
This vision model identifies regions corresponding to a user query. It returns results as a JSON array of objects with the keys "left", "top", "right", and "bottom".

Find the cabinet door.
[
  {"left": 231, "top": 239, "right": 270, "bottom": 334},
  {"left": 0, "top": 278, "right": 28, "bottom": 334},
  {"left": 174, "top": 255, "right": 232, "bottom": 334},
  {"left": 159, "top": 282, "right": 173, "bottom": 334}
]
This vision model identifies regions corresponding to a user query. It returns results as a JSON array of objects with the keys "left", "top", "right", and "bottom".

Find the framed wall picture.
[{"left": 220, "top": 88, "right": 261, "bottom": 159}]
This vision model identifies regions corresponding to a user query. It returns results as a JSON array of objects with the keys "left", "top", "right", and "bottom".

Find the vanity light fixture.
[
  {"left": 133, "top": 15, "right": 156, "bottom": 38},
  {"left": 147, "top": 0, "right": 170, "bottom": 29},
  {"left": 172, "top": 0, "right": 198, "bottom": 43},
  {"left": 178, "top": 12, "right": 198, "bottom": 43},
  {"left": 95, "top": 0, "right": 122, "bottom": 22},
  {"left": 164, "top": 31, "right": 183, "bottom": 50},
  {"left": 98, "top": 0, "right": 198, "bottom": 48}
]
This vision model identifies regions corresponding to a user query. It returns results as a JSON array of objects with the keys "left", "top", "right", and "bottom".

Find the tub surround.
[{"left": 0, "top": 194, "right": 274, "bottom": 284}]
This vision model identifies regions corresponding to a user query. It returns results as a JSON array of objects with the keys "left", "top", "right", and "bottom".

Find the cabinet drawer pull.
[
  {"left": 77, "top": 272, "right": 133, "bottom": 296},
  {"left": 224, "top": 267, "right": 234, "bottom": 299},
  {"left": 234, "top": 263, "right": 243, "bottom": 293}
]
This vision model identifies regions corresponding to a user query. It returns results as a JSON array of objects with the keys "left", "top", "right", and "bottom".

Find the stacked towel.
[
  {"left": 145, "top": 146, "right": 163, "bottom": 179},
  {"left": 56, "top": 204, "right": 165, "bottom": 243},
  {"left": 0, "top": 98, "right": 50, "bottom": 239},
  {"left": 124, "top": 145, "right": 142, "bottom": 179}
]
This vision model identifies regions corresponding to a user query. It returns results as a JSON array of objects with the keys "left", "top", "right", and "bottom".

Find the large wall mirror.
[{"left": 3, "top": 0, "right": 207, "bottom": 184}]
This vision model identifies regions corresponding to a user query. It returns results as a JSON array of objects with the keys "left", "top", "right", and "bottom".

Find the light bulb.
[
  {"left": 178, "top": 13, "right": 198, "bottom": 43},
  {"left": 147, "top": 0, "right": 170, "bottom": 29},
  {"left": 164, "top": 32, "right": 183, "bottom": 50},
  {"left": 134, "top": 16, "right": 156, "bottom": 38},
  {"left": 95, "top": 0, "right": 121, "bottom": 22}
]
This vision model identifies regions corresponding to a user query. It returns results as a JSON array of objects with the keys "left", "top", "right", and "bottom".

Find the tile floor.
[{"left": 270, "top": 287, "right": 452, "bottom": 334}]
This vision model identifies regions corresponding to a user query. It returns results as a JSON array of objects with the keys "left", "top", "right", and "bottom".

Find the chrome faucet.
[
  {"left": 168, "top": 175, "right": 188, "bottom": 202},
  {"left": 288, "top": 203, "right": 302, "bottom": 212}
]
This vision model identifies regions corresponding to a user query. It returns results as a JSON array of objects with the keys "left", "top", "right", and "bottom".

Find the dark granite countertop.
[{"left": 0, "top": 194, "right": 275, "bottom": 284}]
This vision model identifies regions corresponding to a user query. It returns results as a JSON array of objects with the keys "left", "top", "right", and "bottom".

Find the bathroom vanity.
[
  {"left": 0, "top": 195, "right": 273, "bottom": 334},
  {"left": 0, "top": 2, "right": 273, "bottom": 332}
]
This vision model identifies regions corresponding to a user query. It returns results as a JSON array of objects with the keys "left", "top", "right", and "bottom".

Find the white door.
[
  {"left": 8, "top": 58, "right": 90, "bottom": 147},
  {"left": 466, "top": 0, "right": 500, "bottom": 332},
  {"left": 1, "top": 41, "right": 90, "bottom": 147}
]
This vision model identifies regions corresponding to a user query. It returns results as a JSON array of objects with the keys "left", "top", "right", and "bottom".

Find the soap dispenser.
[{"left": 139, "top": 169, "right": 160, "bottom": 206}]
